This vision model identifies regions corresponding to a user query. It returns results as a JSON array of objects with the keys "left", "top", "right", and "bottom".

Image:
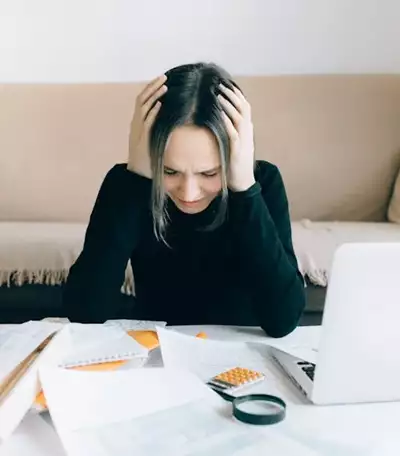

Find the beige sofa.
[{"left": 0, "top": 75, "right": 400, "bottom": 315}]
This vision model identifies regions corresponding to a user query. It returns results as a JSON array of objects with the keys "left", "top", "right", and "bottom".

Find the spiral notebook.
[
  {"left": 57, "top": 324, "right": 149, "bottom": 369},
  {"left": 34, "top": 325, "right": 150, "bottom": 412}
]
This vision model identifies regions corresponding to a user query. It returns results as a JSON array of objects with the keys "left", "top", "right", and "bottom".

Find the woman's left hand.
[{"left": 218, "top": 84, "right": 256, "bottom": 192}]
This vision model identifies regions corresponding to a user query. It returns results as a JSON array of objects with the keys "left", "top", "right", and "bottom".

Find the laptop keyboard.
[{"left": 297, "top": 361, "right": 316, "bottom": 381}]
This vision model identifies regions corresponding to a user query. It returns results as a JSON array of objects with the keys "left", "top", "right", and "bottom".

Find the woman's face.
[{"left": 163, "top": 125, "right": 223, "bottom": 214}]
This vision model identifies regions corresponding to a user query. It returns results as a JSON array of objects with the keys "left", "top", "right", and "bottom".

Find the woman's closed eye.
[
  {"left": 164, "top": 168, "right": 219, "bottom": 177},
  {"left": 164, "top": 168, "right": 177, "bottom": 176}
]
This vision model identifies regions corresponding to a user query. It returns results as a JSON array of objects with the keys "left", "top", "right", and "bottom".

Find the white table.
[{"left": 1, "top": 324, "right": 400, "bottom": 455}]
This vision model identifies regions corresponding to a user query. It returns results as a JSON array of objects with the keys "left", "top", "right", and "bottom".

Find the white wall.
[{"left": 1, "top": 0, "right": 399, "bottom": 82}]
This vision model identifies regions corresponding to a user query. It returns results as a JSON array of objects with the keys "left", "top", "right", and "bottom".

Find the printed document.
[
  {"left": 39, "top": 367, "right": 316, "bottom": 456},
  {"left": 156, "top": 327, "right": 287, "bottom": 398},
  {"left": 0, "top": 412, "right": 66, "bottom": 456},
  {"left": 0, "top": 322, "right": 66, "bottom": 443}
]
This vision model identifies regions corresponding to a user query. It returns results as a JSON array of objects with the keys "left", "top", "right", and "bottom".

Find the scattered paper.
[
  {"left": 64, "top": 324, "right": 127, "bottom": 348},
  {"left": 0, "top": 321, "right": 62, "bottom": 385},
  {"left": 0, "top": 412, "right": 66, "bottom": 456},
  {"left": 155, "top": 326, "right": 294, "bottom": 400},
  {"left": 280, "top": 401, "right": 400, "bottom": 455},
  {"left": 41, "top": 318, "right": 70, "bottom": 325},
  {"left": 58, "top": 324, "right": 148, "bottom": 368},
  {"left": 0, "top": 327, "right": 15, "bottom": 347},
  {"left": 104, "top": 319, "right": 167, "bottom": 331},
  {"left": 0, "top": 323, "right": 67, "bottom": 443},
  {"left": 166, "top": 325, "right": 320, "bottom": 364},
  {"left": 39, "top": 366, "right": 315, "bottom": 456},
  {"left": 157, "top": 326, "right": 270, "bottom": 380}
]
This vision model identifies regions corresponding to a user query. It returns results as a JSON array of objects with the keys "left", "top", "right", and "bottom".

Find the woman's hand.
[
  {"left": 127, "top": 74, "right": 167, "bottom": 178},
  {"left": 218, "top": 84, "right": 256, "bottom": 192}
]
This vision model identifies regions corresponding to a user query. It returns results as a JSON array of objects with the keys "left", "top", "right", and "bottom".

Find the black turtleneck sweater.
[{"left": 63, "top": 160, "right": 305, "bottom": 337}]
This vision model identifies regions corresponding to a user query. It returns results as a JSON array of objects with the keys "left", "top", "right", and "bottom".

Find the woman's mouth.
[{"left": 178, "top": 198, "right": 202, "bottom": 206}]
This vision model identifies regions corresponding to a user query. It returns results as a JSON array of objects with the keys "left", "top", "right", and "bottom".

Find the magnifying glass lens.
[
  {"left": 235, "top": 400, "right": 283, "bottom": 415},
  {"left": 232, "top": 394, "right": 286, "bottom": 425}
]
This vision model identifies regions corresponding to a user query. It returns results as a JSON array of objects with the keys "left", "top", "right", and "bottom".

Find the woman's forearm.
[{"left": 228, "top": 173, "right": 306, "bottom": 337}]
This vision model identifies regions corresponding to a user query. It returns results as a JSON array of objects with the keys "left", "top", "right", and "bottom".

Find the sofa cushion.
[
  {"left": 0, "top": 222, "right": 135, "bottom": 294},
  {"left": 292, "top": 220, "right": 400, "bottom": 286},
  {"left": 388, "top": 167, "right": 400, "bottom": 223},
  {"left": 0, "top": 222, "right": 85, "bottom": 286}
]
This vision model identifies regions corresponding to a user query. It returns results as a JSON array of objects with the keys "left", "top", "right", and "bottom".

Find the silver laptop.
[{"left": 270, "top": 242, "right": 400, "bottom": 405}]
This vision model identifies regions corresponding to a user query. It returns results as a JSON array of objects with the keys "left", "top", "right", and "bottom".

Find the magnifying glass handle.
[{"left": 214, "top": 390, "right": 235, "bottom": 402}]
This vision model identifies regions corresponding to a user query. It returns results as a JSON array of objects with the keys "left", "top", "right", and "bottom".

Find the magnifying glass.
[
  {"left": 216, "top": 390, "right": 286, "bottom": 425},
  {"left": 206, "top": 367, "right": 286, "bottom": 425}
]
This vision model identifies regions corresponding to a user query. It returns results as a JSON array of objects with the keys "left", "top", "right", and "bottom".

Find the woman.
[{"left": 63, "top": 62, "right": 306, "bottom": 337}]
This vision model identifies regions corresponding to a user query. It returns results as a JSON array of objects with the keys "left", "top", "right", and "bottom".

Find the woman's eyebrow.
[
  {"left": 197, "top": 166, "right": 221, "bottom": 174},
  {"left": 163, "top": 165, "right": 221, "bottom": 173}
]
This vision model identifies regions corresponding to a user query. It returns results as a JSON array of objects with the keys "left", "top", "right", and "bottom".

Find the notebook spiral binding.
[{"left": 59, "top": 351, "right": 144, "bottom": 368}]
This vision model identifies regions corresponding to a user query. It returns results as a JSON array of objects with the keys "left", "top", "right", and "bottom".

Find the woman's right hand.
[{"left": 127, "top": 74, "right": 168, "bottom": 178}]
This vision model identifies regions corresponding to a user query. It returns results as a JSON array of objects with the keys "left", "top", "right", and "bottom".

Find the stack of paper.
[
  {"left": 1, "top": 320, "right": 155, "bottom": 442},
  {"left": 104, "top": 320, "right": 167, "bottom": 352},
  {"left": 4, "top": 325, "right": 400, "bottom": 455},
  {"left": 39, "top": 366, "right": 314, "bottom": 455},
  {"left": 0, "top": 412, "right": 66, "bottom": 456},
  {"left": 0, "top": 322, "right": 61, "bottom": 387},
  {"left": 155, "top": 327, "right": 324, "bottom": 404},
  {"left": 155, "top": 326, "right": 286, "bottom": 398},
  {"left": 0, "top": 321, "right": 66, "bottom": 443},
  {"left": 104, "top": 319, "right": 167, "bottom": 332},
  {"left": 58, "top": 324, "right": 149, "bottom": 368}
]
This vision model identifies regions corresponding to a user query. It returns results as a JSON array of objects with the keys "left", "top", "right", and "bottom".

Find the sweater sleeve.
[
  {"left": 62, "top": 164, "right": 152, "bottom": 323},
  {"left": 228, "top": 163, "right": 306, "bottom": 337}
]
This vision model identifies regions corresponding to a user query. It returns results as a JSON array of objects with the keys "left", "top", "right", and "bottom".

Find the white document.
[
  {"left": 64, "top": 324, "right": 130, "bottom": 349},
  {"left": 280, "top": 400, "right": 400, "bottom": 455},
  {"left": 0, "top": 412, "right": 66, "bottom": 456},
  {"left": 157, "top": 327, "right": 271, "bottom": 380},
  {"left": 0, "top": 323, "right": 67, "bottom": 443},
  {"left": 0, "top": 321, "right": 62, "bottom": 385},
  {"left": 104, "top": 319, "right": 167, "bottom": 331},
  {"left": 41, "top": 318, "right": 70, "bottom": 325},
  {"left": 156, "top": 327, "right": 323, "bottom": 402},
  {"left": 0, "top": 328, "right": 15, "bottom": 347},
  {"left": 39, "top": 367, "right": 316, "bottom": 456},
  {"left": 156, "top": 329, "right": 400, "bottom": 455},
  {"left": 156, "top": 327, "right": 290, "bottom": 397},
  {"left": 58, "top": 324, "right": 148, "bottom": 368}
]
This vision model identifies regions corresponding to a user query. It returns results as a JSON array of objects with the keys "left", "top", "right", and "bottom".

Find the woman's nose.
[{"left": 180, "top": 178, "right": 201, "bottom": 201}]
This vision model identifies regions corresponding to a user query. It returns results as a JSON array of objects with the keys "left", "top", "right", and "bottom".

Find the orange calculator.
[{"left": 207, "top": 367, "right": 265, "bottom": 394}]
